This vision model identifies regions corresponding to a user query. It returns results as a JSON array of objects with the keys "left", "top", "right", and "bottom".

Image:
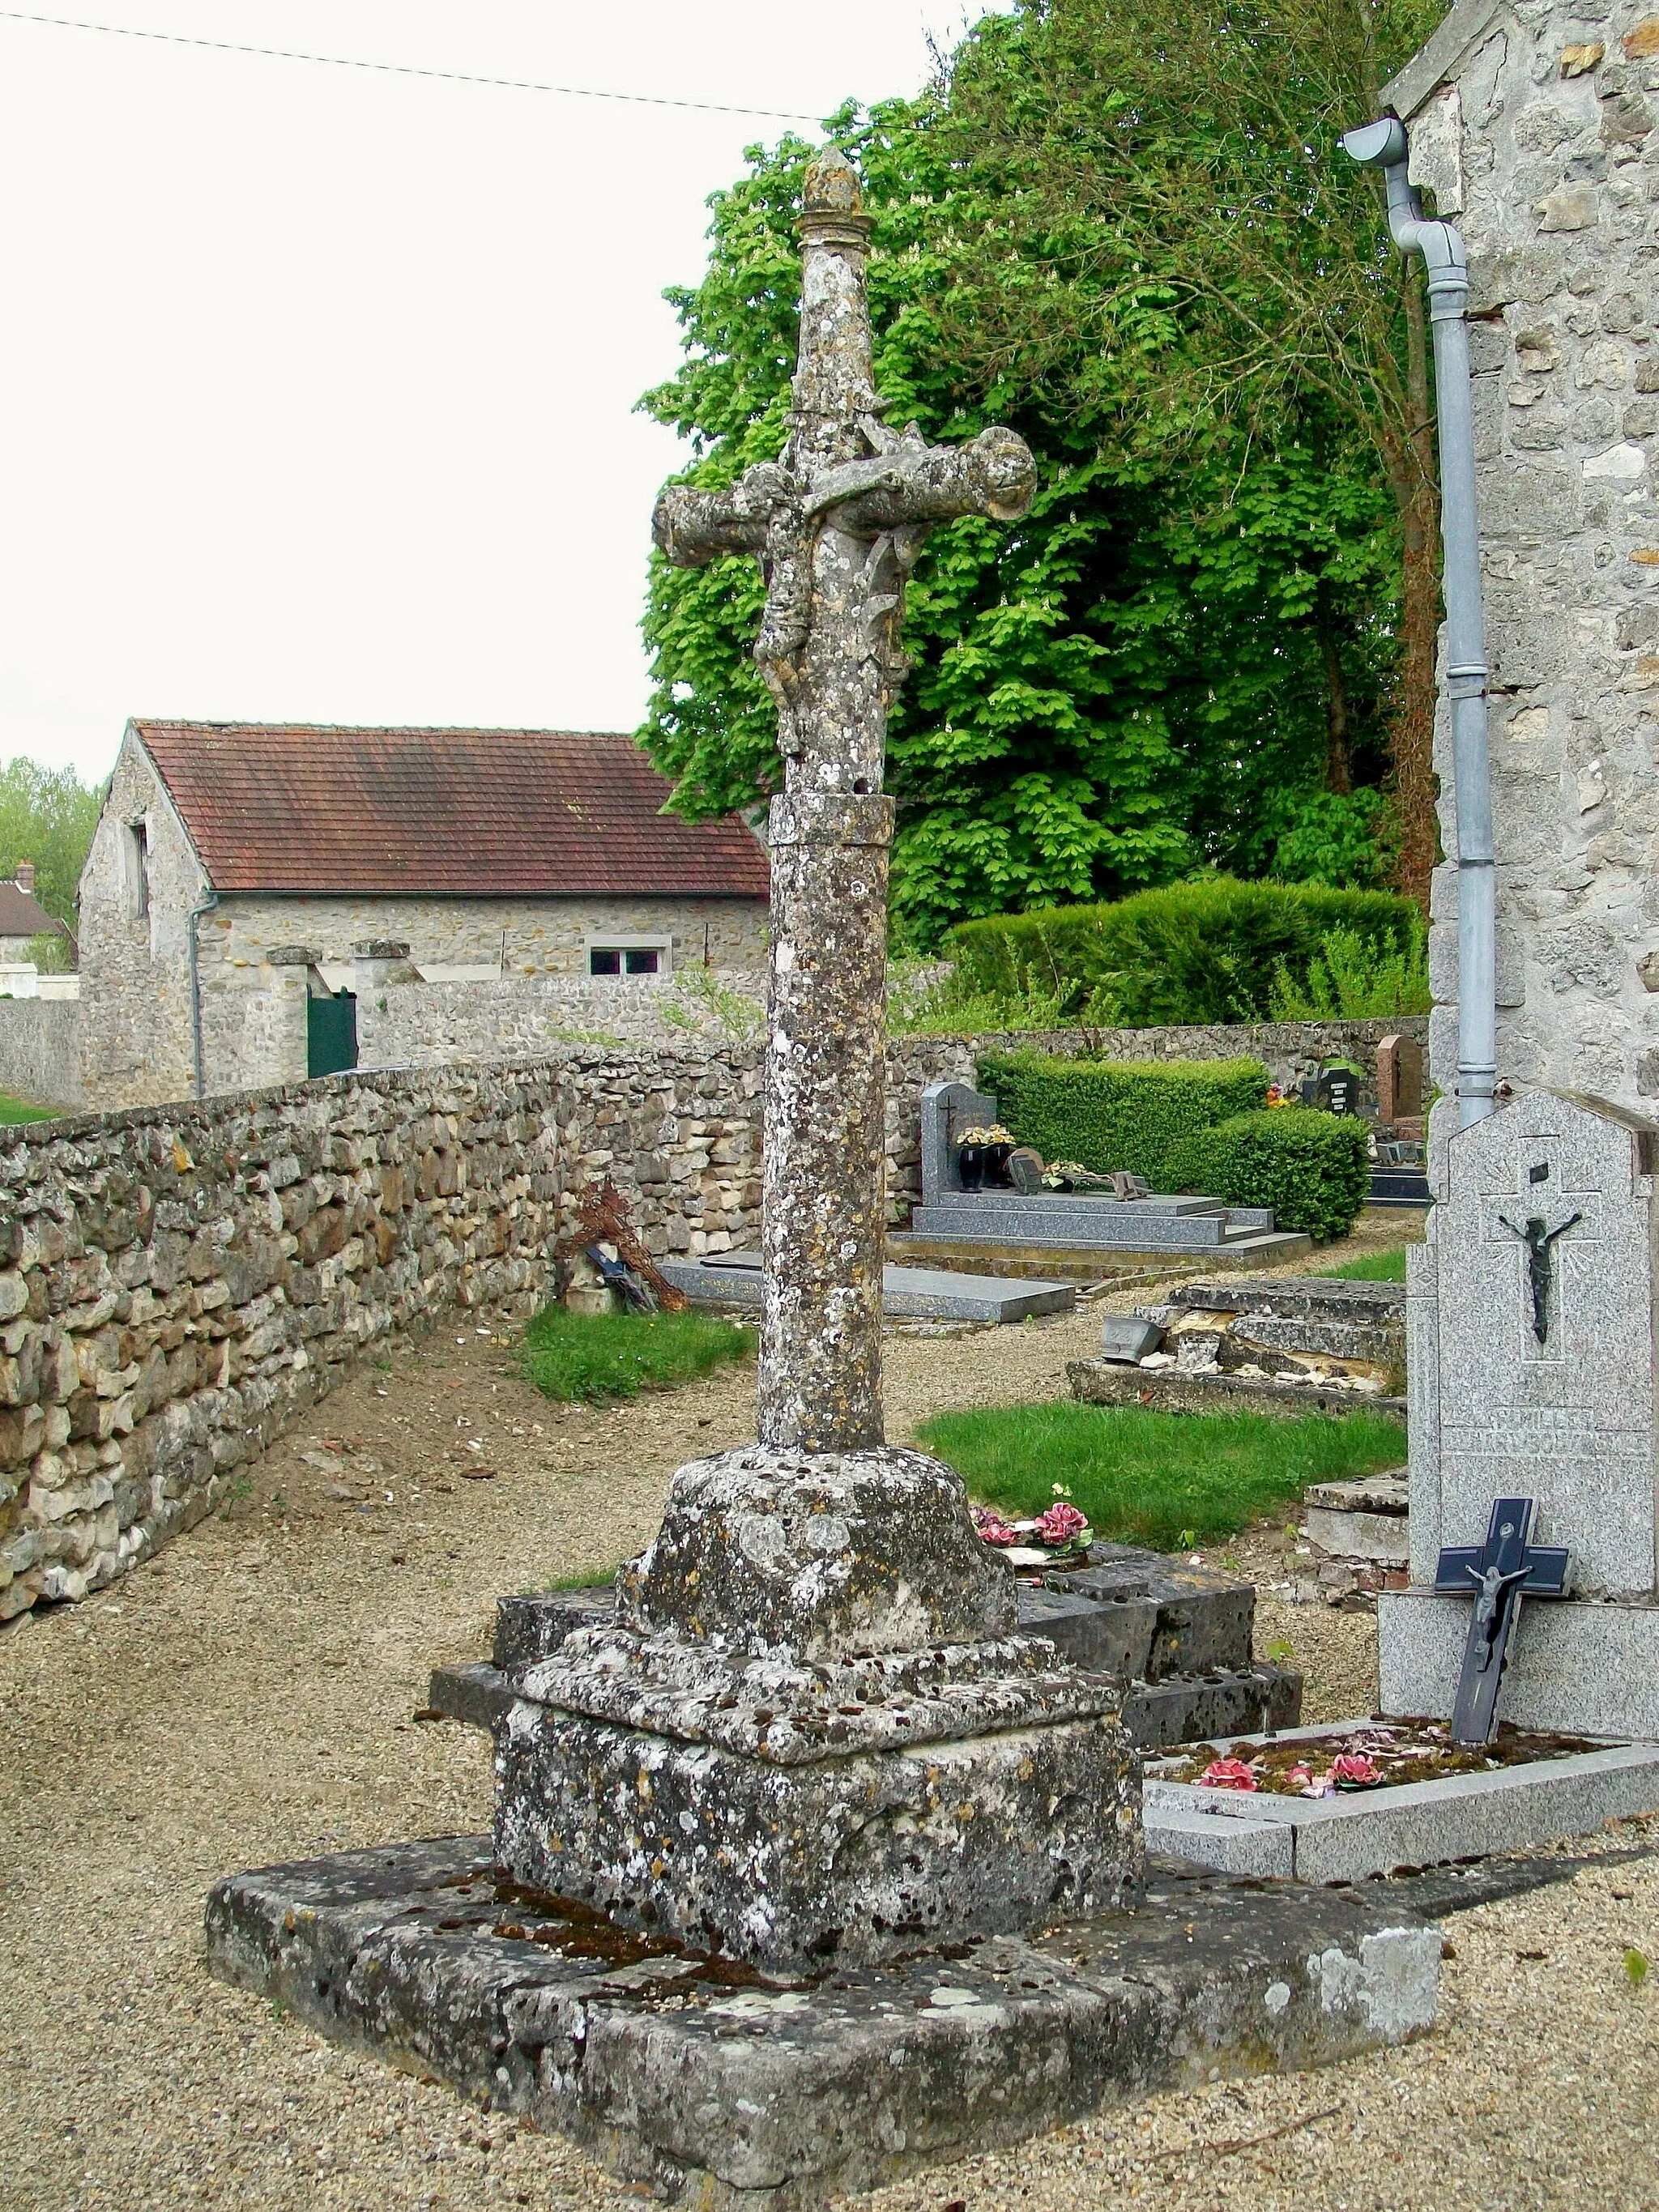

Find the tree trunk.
[{"left": 1313, "top": 582, "right": 1354, "bottom": 795}]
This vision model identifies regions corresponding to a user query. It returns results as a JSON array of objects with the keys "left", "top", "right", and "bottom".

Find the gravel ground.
[{"left": 8, "top": 1208, "right": 1655, "bottom": 2212}]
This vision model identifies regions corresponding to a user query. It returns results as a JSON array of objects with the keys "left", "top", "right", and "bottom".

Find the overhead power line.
[{"left": 0, "top": 9, "right": 825, "bottom": 121}]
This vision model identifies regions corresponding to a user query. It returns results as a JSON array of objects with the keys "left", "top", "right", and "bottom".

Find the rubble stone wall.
[
  {"left": 0, "top": 1015, "right": 1411, "bottom": 1622},
  {"left": 0, "top": 1046, "right": 762, "bottom": 1623}
]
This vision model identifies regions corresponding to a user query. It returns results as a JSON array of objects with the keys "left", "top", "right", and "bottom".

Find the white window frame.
[
  {"left": 582, "top": 933, "right": 673, "bottom": 979},
  {"left": 126, "top": 818, "right": 151, "bottom": 921}
]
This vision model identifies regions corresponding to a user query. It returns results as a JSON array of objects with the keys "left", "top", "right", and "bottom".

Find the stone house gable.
[{"left": 77, "top": 722, "right": 771, "bottom": 1110}]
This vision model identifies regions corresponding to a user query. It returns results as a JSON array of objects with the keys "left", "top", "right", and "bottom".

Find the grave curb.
[{"left": 1144, "top": 1724, "right": 1659, "bottom": 1882}]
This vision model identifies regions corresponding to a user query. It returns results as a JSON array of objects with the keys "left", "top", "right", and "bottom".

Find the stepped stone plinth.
[{"left": 493, "top": 1444, "right": 1141, "bottom": 1972}]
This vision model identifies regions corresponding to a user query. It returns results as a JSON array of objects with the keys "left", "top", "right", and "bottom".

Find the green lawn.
[
  {"left": 914, "top": 1400, "right": 1405, "bottom": 1551},
  {"left": 1318, "top": 1247, "right": 1408, "bottom": 1281},
  {"left": 522, "top": 1304, "right": 753, "bottom": 1404},
  {"left": 0, "top": 1093, "right": 55, "bottom": 1125}
]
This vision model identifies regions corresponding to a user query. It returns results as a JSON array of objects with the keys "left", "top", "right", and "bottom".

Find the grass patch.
[
  {"left": 914, "top": 1400, "right": 1405, "bottom": 1551},
  {"left": 1318, "top": 1247, "right": 1408, "bottom": 1281},
  {"left": 522, "top": 1304, "right": 752, "bottom": 1405},
  {"left": 0, "top": 1092, "right": 56, "bottom": 1125},
  {"left": 545, "top": 1567, "right": 621, "bottom": 1591}
]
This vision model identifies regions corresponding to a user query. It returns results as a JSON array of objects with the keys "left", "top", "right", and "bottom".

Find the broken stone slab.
[
  {"left": 1070, "top": 1358, "right": 1407, "bottom": 1423},
  {"left": 204, "top": 1836, "right": 1440, "bottom": 2210},
  {"left": 1144, "top": 1724, "right": 1659, "bottom": 1883},
  {"left": 1098, "top": 1314, "right": 1163, "bottom": 1363},
  {"left": 1168, "top": 1277, "right": 1406, "bottom": 1323}
]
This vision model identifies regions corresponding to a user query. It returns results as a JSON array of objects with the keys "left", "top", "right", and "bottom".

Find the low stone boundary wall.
[
  {"left": 0, "top": 996, "right": 83, "bottom": 1111},
  {"left": 0, "top": 1015, "right": 1418, "bottom": 1622},
  {"left": 0, "top": 1045, "right": 761, "bottom": 1622}
]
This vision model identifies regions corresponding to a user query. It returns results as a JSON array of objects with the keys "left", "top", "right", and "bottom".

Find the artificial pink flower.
[
  {"left": 1329, "top": 1753, "right": 1382, "bottom": 1788},
  {"left": 1196, "top": 1758, "right": 1259, "bottom": 1792},
  {"left": 971, "top": 1506, "right": 1020, "bottom": 1548},
  {"left": 1034, "top": 1501, "right": 1090, "bottom": 1546}
]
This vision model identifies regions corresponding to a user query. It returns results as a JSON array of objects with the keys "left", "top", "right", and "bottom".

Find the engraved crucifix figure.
[
  {"left": 653, "top": 149, "right": 1036, "bottom": 1451},
  {"left": 1495, "top": 1206, "right": 1583, "bottom": 1345}
]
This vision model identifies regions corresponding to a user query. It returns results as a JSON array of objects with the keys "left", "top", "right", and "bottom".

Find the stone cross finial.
[{"left": 654, "top": 147, "right": 1036, "bottom": 1451}]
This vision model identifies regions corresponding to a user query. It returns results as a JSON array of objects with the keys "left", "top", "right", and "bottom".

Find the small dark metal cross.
[
  {"left": 1495, "top": 1208, "right": 1581, "bottom": 1345},
  {"left": 1434, "top": 1497, "right": 1571, "bottom": 1745}
]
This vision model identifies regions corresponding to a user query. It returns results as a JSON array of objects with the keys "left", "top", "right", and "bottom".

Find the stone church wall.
[
  {"left": 1384, "top": 0, "right": 1659, "bottom": 1121},
  {"left": 0, "top": 998, "right": 83, "bottom": 1111}
]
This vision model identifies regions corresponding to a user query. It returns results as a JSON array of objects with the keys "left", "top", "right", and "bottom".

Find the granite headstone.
[{"left": 1380, "top": 1089, "right": 1659, "bottom": 1738}]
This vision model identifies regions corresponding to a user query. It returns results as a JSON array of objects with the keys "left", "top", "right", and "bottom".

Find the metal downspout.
[
  {"left": 187, "top": 888, "right": 220, "bottom": 1100},
  {"left": 1342, "top": 117, "right": 1496, "bottom": 1129}
]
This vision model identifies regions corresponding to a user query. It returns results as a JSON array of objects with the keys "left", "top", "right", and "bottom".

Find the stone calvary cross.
[{"left": 654, "top": 146, "right": 1035, "bottom": 1452}]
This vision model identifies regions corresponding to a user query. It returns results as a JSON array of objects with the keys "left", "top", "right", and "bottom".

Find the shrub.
[
  {"left": 522, "top": 1306, "right": 753, "bottom": 1404},
  {"left": 1171, "top": 1108, "right": 1371, "bottom": 1241},
  {"left": 887, "top": 958, "right": 1071, "bottom": 1038},
  {"left": 977, "top": 1052, "right": 1268, "bottom": 1188},
  {"left": 1267, "top": 914, "right": 1430, "bottom": 1019},
  {"left": 945, "top": 877, "right": 1421, "bottom": 1026}
]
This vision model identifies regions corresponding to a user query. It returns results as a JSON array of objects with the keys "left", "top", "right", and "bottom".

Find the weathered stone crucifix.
[{"left": 654, "top": 147, "right": 1036, "bottom": 1452}]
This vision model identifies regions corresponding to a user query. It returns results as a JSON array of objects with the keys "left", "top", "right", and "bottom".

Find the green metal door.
[{"left": 306, "top": 990, "right": 357, "bottom": 1078}]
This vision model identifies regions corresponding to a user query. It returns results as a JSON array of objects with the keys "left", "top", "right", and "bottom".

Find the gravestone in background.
[
  {"left": 1376, "top": 1034, "right": 1424, "bottom": 1124},
  {"left": 919, "top": 1077, "right": 999, "bottom": 1203},
  {"left": 1381, "top": 1089, "right": 1659, "bottom": 1737}
]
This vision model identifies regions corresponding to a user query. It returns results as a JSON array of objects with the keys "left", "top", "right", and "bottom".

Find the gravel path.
[{"left": 6, "top": 1212, "right": 1654, "bottom": 2212}]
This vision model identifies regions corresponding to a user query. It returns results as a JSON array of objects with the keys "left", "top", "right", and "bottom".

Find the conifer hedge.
[
  {"left": 1170, "top": 1110, "right": 1372, "bottom": 1241},
  {"left": 947, "top": 878, "right": 1419, "bottom": 1025},
  {"left": 976, "top": 1052, "right": 1268, "bottom": 1188}
]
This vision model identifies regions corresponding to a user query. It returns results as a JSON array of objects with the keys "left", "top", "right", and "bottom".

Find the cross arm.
[
  {"left": 805, "top": 425, "right": 1037, "bottom": 535},
  {"left": 653, "top": 462, "right": 791, "bottom": 568}
]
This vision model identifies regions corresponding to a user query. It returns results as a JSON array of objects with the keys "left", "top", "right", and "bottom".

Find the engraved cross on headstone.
[
  {"left": 1434, "top": 1496, "right": 1571, "bottom": 1744},
  {"left": 654, "top": 148, "right": 1035, "bottom": 1452}
]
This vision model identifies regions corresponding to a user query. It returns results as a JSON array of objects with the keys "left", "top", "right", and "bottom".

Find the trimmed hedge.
[
  {"left": 978, "top": 1052, "right": 1268, "bottom": 1189},
  {"left": 1171, "top": 1109, "right": 1371, "bottom": 1242},
  {"left": 946, "top": 877, "right": 1421, "bottom": 1025}
]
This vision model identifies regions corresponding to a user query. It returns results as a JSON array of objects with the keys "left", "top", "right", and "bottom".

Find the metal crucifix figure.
[
  {"left": 1435, "top": 1496, "right": 1571, "bottom": 1744},
  {"left": 653, "top": 148, "right": 1035, "bottom": 1452},
  {"left": 1495, "top": 1208, "right": 1582, "bottom": 1345}
]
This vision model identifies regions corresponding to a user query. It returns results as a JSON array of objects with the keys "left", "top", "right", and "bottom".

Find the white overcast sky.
[{"left": 0, "top": 1, "right": 1008, "bottom": 782}]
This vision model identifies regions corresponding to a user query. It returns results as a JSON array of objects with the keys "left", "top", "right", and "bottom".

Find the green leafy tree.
[
  {"left": 940, "top": 0, "right": 1448, "bottom": 906},
  {"left": 0, "top": 757, "right": 104, "bottom": 930},
  {"left": 640, "top": 78, "right": 1405, "bottom": 946}
]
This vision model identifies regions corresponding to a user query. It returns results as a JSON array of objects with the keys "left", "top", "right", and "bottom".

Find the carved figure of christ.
[{"left": 654, "top": 148, "right": 1036, "bottom": 1452}]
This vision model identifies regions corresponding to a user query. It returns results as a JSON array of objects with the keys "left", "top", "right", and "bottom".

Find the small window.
[
  {"left": 127, "top": 821, "right": 149, "bottom": 920},
  {"left": 586, "top": 940, "right": 667, "bottom": 978}
]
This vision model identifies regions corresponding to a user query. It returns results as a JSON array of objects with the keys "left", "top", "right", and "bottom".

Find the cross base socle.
[
  {"left": 205, "top": 1837, "right": 1440, "bottom": 2210},
  {"left": 494, "top": 1698, "right": 1140, "bottom": 1973}
]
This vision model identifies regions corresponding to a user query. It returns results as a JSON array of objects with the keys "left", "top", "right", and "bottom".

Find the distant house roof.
[
  {"left": 0, "top": 880, "right": 65, "bottom": 939},
  {"left": 130, "top": 722, "right": 770, "bottom": 901}
]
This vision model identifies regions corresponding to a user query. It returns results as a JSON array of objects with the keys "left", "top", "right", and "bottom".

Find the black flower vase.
[
  {"left": 957, "top": 1143, "right": 986, "bottom": 1192},
  {"left": 984, "top": 1141, "right": 1014, "bottom": 1188}
]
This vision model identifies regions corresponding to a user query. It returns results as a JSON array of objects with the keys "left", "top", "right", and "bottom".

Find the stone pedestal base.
[
  {"left": 1378, "top": 1589, "right": 1659, "bottom": 1739},
  {"left": 496, "top": 1697, "right": 1138, "bottom": 1972},
  {"left": 206, "top": 1836, "right": 1439, "bottom": 2210}
]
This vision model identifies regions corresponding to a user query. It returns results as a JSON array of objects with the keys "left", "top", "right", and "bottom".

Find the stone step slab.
[
  {"left": 204, "top": 1837, "right": 1439, "bottom": 2209},
  {"left": 885, "top": 1233, "right": 1311, "bottom": 1281},
  {"left": 909, "top": 1196, "right": 1279, "bottom": 1251}
]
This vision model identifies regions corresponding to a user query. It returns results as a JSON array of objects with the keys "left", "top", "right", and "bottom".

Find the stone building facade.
[
  {"left": 76, "top": 722, "right": 770, "bottom": 1110},
  {"left": 1384, "top": 0, "right": 1659, "bottom": 1121}
]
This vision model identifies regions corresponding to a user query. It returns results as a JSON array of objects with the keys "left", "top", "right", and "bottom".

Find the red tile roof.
[
  {"left": 0, "top": 881, "right": 65, "bottom": 938},
  {"left": 133, "top": 723, "right": 769, "bottom": 900}
]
